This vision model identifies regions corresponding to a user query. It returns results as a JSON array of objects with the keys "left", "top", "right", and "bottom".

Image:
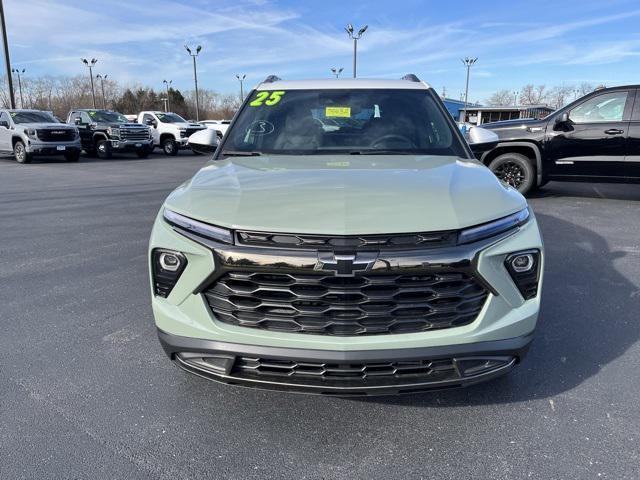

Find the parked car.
[
  {"left": 149, "top": 75, "right": 544, "bottom": 396},
  {"left": 0, "top": 109, "right": 81, "bottom": 163},
  {"left": 481, "top": 85, "right": 640, "bottom": 194},
  {"left": 137, "top": 111, "right": 206, "bottom": 156},
  {"left": 186, "top": 128, "right": 219, "bottom": 155},
  {"left": 66, "top": 109, "right": 153, "bottom": 159},
  {"left": 201, "top": 119, "right": 231, "bottom": 139}
]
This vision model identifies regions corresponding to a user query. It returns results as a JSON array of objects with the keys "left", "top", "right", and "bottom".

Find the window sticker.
[
  {"left": 10, "top": 112, "right": 16, "bottom": 117},
  {"left": 249, "top": 91, "right": 286, "bottom": 107},
  {"left": 325, "top": 106, "right": 351, "bottom": 118},
  {"left": 88, "top": 111, "right": 97, "bottom": 117},
  {"left": 247, "top": 120, "right": 274, "bottom": 135}
]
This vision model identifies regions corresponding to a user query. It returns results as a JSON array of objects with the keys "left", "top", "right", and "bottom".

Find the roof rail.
[
  {"left": 263, "top": 75, "right": 282, "bottom": 84},
  {"left": 401, "top": 74, "right": 421, "bottom": 82}
]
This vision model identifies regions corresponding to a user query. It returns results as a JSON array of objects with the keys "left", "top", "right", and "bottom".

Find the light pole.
[
  {"left": 81, "top": 58, "right": 98, "bottom": 108},
  {"left": 0, "top": 0, "right": 15, "bottom": 108},
  {"left": 461, "top": 57, "right": 477, "bottom": 122},
  {"left": 235, "top": 74, "right": 246, "bottom": 102},
  {"left": 162, "top": 79, "right": 172, "bottom": 111},
  {"left": 184, "top": 45, "right": 202, "bottom": 121},
  {"left": 330, "top": 67, "right": 343, "bottom": 78},
  {"left": 11, "top": 68, "right": 24, "bottom": 108},
  {"left": 513, "top": 90, "right": 518, "bottom": 106},
  {"left": 345, "top": 24, "right": 367, "bottom": 78},
  {"left": 96, "top": 74, "right": 107, "bottom": 109}
]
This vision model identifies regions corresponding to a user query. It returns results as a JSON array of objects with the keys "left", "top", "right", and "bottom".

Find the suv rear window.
[{"left": 224, "top": 89, "right": 467, "bottom": 156}]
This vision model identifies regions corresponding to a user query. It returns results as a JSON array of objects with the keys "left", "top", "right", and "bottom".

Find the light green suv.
[{"left": 149, "top": 75, "right": 544, "bottom": 395}]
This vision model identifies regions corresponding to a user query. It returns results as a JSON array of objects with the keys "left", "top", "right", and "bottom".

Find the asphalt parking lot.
[{"left": 1, "top": 152, "right": 639, "bottom": 480}]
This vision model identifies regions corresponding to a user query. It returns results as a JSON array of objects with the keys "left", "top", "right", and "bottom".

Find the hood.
[
  {"left": 164, "top": 155, "right": 526, "bottom": 235},
  {"left": 19, "top": 122, "right": 75, "bottom": 129},
  {"left": 170, "top": 122, "right": 205, "bottom": 129}
]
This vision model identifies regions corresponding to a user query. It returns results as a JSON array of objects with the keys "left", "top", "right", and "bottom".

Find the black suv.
[
  {"left": 481, "top": 85, "right": 640, "bottom": 194},
  {"left": 66, "top": 109, "right": 153, "bottom": 159}
]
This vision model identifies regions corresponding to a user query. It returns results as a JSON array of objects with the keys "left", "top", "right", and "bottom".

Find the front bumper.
[
  {"left": 26, "top": 140, "right": 81, "bottom": 155},
  {"left": 159, "top": 328, "right": 531, "bottom": 395},
  {"left": 110, "top": 138, "right": 153, "bottom": 151},
  {"left": 150, "top": 209, "right": 544, "bottom": 394}
]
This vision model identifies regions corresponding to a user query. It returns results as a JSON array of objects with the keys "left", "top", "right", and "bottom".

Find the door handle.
[{"left": 604, "top": 129, "right": 624, "bottom": 135}]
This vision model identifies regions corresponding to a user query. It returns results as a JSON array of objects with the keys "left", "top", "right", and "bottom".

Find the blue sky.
[{"left": 6, "top": 0, "right": 640, "bottom": 101}]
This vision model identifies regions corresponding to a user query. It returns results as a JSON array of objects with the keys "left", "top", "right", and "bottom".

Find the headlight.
[
  {"left": 107, "top": 127, "right": 120, "bottom": 138},
  {"left": 26, "top": 128, "right": 37, "bottom": 140},
  {"left": 458, "top": 208, "right": 529, "bottom": 244},
  {"left": 163, "top": 208, "right": 233, "bottom": 244}
]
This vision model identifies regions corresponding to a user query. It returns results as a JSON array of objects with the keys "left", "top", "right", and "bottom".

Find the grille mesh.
[{"left": 204, "top": 271, "right": 488, "bottom": 336}]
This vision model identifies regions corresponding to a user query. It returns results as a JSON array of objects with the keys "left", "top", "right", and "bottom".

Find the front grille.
[
  {"left": 204, "top": 271, "right": 488, "bottom": 336},
  {"left": 236, "top": 230, "right": 457, "bottom": 250},
  {"left": 37, "top": 129, "right": 76, "bottom": 142},
  {"left": 181, "top": 127, "right": 203, "bottom": 138},
  {"left": 234, "top": 356, "right": 458, "bottom": 382},
  {"left": 120, "top": 126, "right": 150, "bottom": 141}
]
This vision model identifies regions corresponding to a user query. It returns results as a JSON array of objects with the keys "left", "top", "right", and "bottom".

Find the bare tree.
[
  {"left": 486, "top": 89, "right": 514, "bottom": 106},
  {"left": 519, "top": 84, "right": 548, "bottom": 106}
]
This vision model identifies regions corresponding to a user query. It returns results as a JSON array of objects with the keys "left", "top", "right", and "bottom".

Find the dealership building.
[{"left": 458, "top": 105, "right": 555, "bottom": 125}]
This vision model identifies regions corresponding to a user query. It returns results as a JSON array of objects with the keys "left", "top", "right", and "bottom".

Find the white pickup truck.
[{"left": 137, "top": 111, "right": 206, "bottom": 156}]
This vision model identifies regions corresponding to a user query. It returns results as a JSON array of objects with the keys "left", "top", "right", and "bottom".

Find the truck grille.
[
  {"left": 37, "top": 129, "right": 76, "bottom": 142},
  {"left": 204, "top": 271, "right": 488, "bottom": 336},
  {"left": 181, "top": 127, "right": 203, "bottom": 138},
  {"left": 120, "top": 126, "right": 150, "bottom": 141}
]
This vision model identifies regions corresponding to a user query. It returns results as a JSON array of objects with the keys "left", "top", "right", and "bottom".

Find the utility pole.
[
  {"left": 441, "top": 86, "right": 447, "bottom": 98},
  {"left": 184, "top": 45, "right": 202, "bottom": 121},
  {"left": 162, "top": 79, "right": 172, "bottom": 111},
  {"left": 345, "top": 24, "right": 368, "bottom": 78},
  {"left": 11, "top": 68, "right": 24, "bottom": 108},
  {"left": 81, "top": 58, "right": 98, "bottom": 108},
  {"left": 96, "top": 74, "right": 107, "bottom": 109},
  {"left": 0, "top": 0, "right": 15, "bottom": 108},
  {"left": 461, "top": 57, "right": 477, "bottom": 122},
  {"left": 235, "top": 74, "right": 246, "bottom": 102}
]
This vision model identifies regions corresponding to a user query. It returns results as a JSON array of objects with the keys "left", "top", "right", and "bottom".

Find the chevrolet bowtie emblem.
[{"left": 315, "top": 251, "right": 378, "bottom": 276}]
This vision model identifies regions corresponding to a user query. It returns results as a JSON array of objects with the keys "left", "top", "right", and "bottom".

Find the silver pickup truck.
[{"left": 0, "top": 109, "right": 82, "bottom": 163}]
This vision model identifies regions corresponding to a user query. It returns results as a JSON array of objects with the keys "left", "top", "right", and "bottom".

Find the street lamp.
[
  {"left": 96, "top": 74, "right": 108, "bottom": 109},
  {"left": 11, "top": 68, "right": 24, "bottom": 108},
  {"left": 461, "top": 57, "right": 477, "bottom": 122},
  {"left": 0, "top": 0, "right": 15, "bottom": 108},
  {"left": 345, "top": 24, "right": 368, "bottom": 78},
  {"left": 235, "top": 74, "right": 246, "bottom": 102},
  {"left": 330, "top": 67, "right": 343, "bottom": 79},
  {"left": 163, "top": 79, "right": 172, "bottom": 111},
  {"left": 184, "top": 45, "right": 202, "bottom": 121},
  {"left": 513, "top": 90, "right": 518, "bottom": 106},
  {"left": 81, "top": 58, "right": 98, "bottom": 108}
]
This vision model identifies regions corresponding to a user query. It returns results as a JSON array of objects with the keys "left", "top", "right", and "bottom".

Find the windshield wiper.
[
  {"left": 349, "top": 150, "right": 417, "bottom": 155},
  {"left": 220, "top": 150, "right": 262, "bottom": 157}
]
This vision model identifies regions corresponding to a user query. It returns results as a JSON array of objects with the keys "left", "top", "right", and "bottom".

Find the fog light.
[
  {"left": 151, "top": 249, "right": 187, "bottom": 297},
  {"left": 159, "top": 252, "right": 181, "bottom": 271},
  {"left": 504, "top": 250, "right": 541, "bottom": 300},
  {"left": 510, "top": 253, "right": 534, "bottom": 272}
]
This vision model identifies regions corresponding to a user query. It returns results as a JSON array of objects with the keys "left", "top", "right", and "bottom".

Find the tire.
[
  {"left": 162, "top": 137, "right": 178, "bottom": 156},
  {"left": 96, "top": 139, "right": 112, "bottom": 159},
  {"left": 14, "top": 140, "right": 31, "bottom": 164},
  {"left": 136, "top": 149, "right": 150, "bottom": 159},
  {"left": 64, "top": 151, "right": 80, "bottom": 162},
  {"left": 488, "top": 153, "right": 536, "bottom": 195}
]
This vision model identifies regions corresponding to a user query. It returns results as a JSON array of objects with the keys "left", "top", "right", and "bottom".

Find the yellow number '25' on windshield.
[{"left": 249, "top": 91, "right": 285, "bottom": 107}]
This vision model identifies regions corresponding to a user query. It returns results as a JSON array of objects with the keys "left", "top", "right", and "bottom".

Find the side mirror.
[
  {"left": 145, "top": 118, "right": 156, "bottom": 127},
  {"left": 74, "top": 117, "right": 82, "bottom": 126},
  {"left": 466, "top": 126, "right": 499, "bottom": 154},
  {"left": 187, "top": 128, "right": 219, "bottom": 155},
  {"left": 0, "top": 120, "right": 8, "bottom": 128}
]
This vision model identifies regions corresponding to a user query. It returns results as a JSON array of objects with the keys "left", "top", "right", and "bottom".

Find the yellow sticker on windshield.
[{"left": 325, "top": 106, "right": 351, "bottom": 118}]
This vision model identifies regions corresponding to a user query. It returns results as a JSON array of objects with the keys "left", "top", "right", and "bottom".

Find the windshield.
[
  {"left": 222, "top": 89, "right": 467, "bottom": 156},
  {"left": 156, "top": 112, "right": 186, "bottom": 123},
  {"left": 87, "top": 110, "right": 129, "bottom": 123},
  {"left": 11, "top": 111, "right": 58, "bottom": 124}
]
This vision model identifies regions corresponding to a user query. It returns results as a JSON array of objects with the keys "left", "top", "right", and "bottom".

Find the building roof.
[{"left": 256, "top": 77, "right": 432, "bottom": 91}]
